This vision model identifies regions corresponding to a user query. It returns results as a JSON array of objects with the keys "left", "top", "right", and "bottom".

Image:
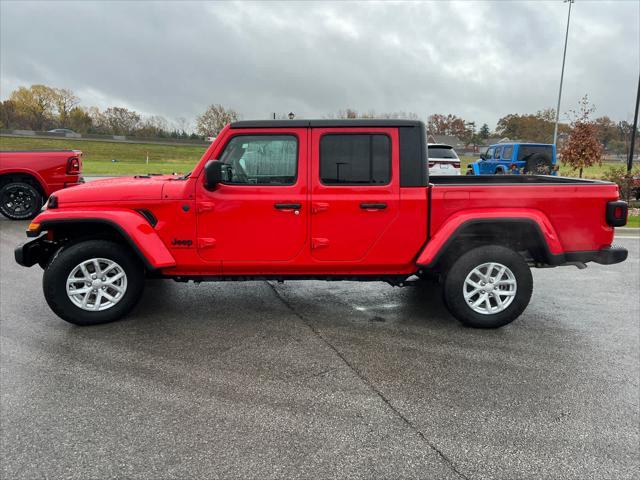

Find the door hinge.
[
  {"left": 198, "top": 238, "right": 217, "bottom": 249},
  {"left": 197, "top": 202, "right": 215, "bottom": 213},
  {"left": 311, "top": 238, "right": 329, "bottom": 249},
  {"left": 312, "top": 202, "right": 329, "bottom": 214}
]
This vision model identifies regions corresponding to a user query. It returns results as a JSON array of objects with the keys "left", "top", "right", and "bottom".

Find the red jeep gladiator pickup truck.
[
  {"left": 14, "top": 120, "right": 628, "bottom": 328},
  {"left": 0, "top": 150, "right": 83, "bottom": 219}
]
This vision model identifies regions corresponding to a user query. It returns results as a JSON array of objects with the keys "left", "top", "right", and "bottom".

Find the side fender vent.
[{"left": 136, "top": 209, "right": 158, "bottom": 227}]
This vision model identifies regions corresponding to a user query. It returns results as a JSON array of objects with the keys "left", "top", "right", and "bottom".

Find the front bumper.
[{"left": 14, "top": 236, "right": 57, "bottom": 268}]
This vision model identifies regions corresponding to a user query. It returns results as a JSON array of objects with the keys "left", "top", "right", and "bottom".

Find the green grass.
[
  {"left": 0, "top": 136, "right": 206, "bottom": 175},
  {"left": 625, "top": 215, "right": 640, "bottom": 228}
]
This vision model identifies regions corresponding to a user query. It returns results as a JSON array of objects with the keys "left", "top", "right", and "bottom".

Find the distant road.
[{"left": 0, "top": 133, "right": 209, "bottom": 148}]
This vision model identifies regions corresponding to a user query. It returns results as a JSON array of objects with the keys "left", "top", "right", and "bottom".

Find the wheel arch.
[
  {"left": 0, "top": 171, "right": 48, "bottom": 197},
  {"left": 35, "top": 214, "right": 176, "bottom": 271},
  {"left": 417, "top": 214, "right": 564, "bottom": 271}
]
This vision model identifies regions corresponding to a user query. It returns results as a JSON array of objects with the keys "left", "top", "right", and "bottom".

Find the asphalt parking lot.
[{"left": 1, "top": 217, "right": 638, "bottom": 479}]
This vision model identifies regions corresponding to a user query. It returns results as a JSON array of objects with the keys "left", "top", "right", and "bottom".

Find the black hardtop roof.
[{"left": 230, "top": 119, "right": 425, "bottom": 129}]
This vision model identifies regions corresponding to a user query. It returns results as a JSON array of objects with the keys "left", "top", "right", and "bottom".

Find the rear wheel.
[
  {"left": 0, "top": 181, "right": 43, "bottom": 220},
  {"left": 443, "top": 245, "right": 533, "bottom": 328},
  {"left": 43, "top": 240, "right": 145, "bottom": 325}
]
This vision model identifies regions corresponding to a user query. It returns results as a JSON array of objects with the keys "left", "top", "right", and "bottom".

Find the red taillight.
[
  {"left": 606, "top": 201, "right": 628, "bottom": 227},
  {"left": 614, "top": 207, "right": 623, "bottom": 219},
  {"left": 66, "top": 156, "right": 80, "bottom": 174}
]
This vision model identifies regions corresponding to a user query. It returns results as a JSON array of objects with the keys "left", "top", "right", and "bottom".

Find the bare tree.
[
  {"left": 334, "top": 109, "right": 419, "bottom": 120},
  {"left": 102, "top": 107, "right": 141, "bottom": 135},
  {"left": 53, "top": 88, "right": 79, "bottom": 127},
  {"left": 136, "top": 115, "right": 169, "bottom": 137},
  {"left": 196, "top": 104, "right": 239, "bottom": 137},
  {"left": 174, "top": 116, "right": 191, "bottom": 135}
]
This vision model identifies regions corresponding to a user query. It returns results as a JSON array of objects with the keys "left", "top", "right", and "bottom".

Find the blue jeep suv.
[{"left": 468, "top": 143, "right": 557, "bottom": 175}]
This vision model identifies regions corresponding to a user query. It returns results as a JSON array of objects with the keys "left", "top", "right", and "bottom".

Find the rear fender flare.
[
  {"left": 416, "top": 209, "right": 563, "bottom": 268},
  {"left": 33, "top": 209, "right": 176, "bottom": 270},
  {"left": 0, "top": 169, "right": 48, "bottom": 196}
]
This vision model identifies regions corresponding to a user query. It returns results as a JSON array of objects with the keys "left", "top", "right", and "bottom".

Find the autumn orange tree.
[{"left": 560, "top": 95, "right": 603, "bottom": 178}]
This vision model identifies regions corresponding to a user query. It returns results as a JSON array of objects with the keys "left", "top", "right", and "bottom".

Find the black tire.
[
  {"left": 442, "top": 245, "right": 533, "bottom": 328},
  {"left": 43, "top": 240, "right": 145, "bottom": 325},
  {"left": 523, "top": 153, "right": 552, "bottom": 175},
  {"left": 495, "top": 168, "right": 505, "bottom": 175},
  {"left": 0, "top": 180, "right": 43, "bottom": 220}
]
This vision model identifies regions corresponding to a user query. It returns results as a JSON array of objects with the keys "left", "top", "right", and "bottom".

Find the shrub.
[{"left": 602, "top": 165, "right": 640, "bottom": 202}]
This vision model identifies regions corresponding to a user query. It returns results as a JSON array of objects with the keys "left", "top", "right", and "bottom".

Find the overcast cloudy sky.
[{"left": 1, "top": 0, "right": 638, "bottom": 129}]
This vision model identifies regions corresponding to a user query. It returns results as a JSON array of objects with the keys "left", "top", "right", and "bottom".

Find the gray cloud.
[{"left": 1, "top": 0, "right": 638, "bottom": 129}]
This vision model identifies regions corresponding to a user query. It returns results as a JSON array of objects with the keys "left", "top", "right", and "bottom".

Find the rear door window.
[
  {"left": 502, "top": 146, "right": 513, "bottom": 160},
  {"left": 320, "top": 134, "right": 391, "bottom": 185}
]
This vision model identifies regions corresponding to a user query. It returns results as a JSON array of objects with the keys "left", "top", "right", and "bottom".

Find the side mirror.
[
  {"left": 479, "top": 153, "right": 486, "bottom": 160},
  {"left": 204, "top": 160, "right": 223, "bottom": 190}
]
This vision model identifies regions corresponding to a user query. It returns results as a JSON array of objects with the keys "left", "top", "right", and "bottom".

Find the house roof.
[{"left": 427, "top": 134, "right": 464, "bottom": 146}]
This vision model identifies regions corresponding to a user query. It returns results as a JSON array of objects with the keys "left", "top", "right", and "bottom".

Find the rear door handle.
[
  {"left": 360, "top": 203, "right": 387, "bottom": 210},
  {"left": 274, "top": 203, "right": 301, "bottom": 210}
]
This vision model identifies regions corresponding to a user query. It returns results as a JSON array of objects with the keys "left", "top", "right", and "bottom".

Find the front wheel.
[
  {"left": 43, "top": 240, "right": 145, "bottom": 325},
  {"left": 443, "top": 245, "right": 533, "bottom": 328}
]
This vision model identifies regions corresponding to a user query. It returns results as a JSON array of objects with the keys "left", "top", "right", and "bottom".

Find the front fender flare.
[
  {"left": 31, "top": 209, "right": 176, "bottom": 270},
  {"left": 416, "top": 209, "right": 563, "bottom": 267}
]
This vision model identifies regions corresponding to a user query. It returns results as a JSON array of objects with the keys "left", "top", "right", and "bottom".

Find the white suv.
[{"left": 428, "top": 144, "right": 461, "bottom": 175}]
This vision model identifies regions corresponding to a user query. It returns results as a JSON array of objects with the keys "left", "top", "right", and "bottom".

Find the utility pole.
[
  {"left": 553, "top": 0, "right": 574, "bottom": 146},
  {"left": 628, "top": 74, "right": 639, "bottom": 172}
]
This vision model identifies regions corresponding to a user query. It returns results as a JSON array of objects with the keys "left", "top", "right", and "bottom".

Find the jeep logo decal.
[{"left": 171, "top": 238, "right": 193, "bottom": 247}]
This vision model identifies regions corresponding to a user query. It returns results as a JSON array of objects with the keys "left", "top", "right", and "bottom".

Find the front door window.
[{"left": 219, "top": 135, "right": 298, "bottom": 185}]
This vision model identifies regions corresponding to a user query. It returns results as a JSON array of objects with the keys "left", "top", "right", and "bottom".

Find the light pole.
[
  {"left": 553, "top": 0, "right": 574, "bottom": 146},
  {"left": 628, "top": 74, "right": 640, "bottom": 172},
  {"left": 466, "top": 121, "right": 476, "bottom": 151}
]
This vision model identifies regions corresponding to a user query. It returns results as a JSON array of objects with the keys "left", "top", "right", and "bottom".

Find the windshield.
[{"left": 428, "top": 147, "right": 458, "bottom": 159}]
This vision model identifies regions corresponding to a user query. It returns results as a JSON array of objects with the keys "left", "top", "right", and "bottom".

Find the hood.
[{"left": 52, "top": 175, "right": 175, "bottom": 204}]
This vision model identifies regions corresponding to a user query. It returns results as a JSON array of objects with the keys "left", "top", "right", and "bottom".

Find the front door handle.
[
  {"left": 360, "top": 203, "right": 387, "bottom": 210},
  {"left": 274, "top": 203, "right": 301, "bottom": 210}
]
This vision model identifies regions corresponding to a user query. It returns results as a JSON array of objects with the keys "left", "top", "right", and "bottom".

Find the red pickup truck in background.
[
  {"left": 14, "top": 120, "right": 628, "bottom": 328},
  {"left": 0, "top": 150, "right": 83, "bottom": 220}
]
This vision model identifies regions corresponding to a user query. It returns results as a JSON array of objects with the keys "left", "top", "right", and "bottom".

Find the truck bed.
[
  {"left": 428, "top": 175, "right": 619, "bottom": 254},
  {"left": 429, "top": 175, "right": 607, "bottom": 185}
]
